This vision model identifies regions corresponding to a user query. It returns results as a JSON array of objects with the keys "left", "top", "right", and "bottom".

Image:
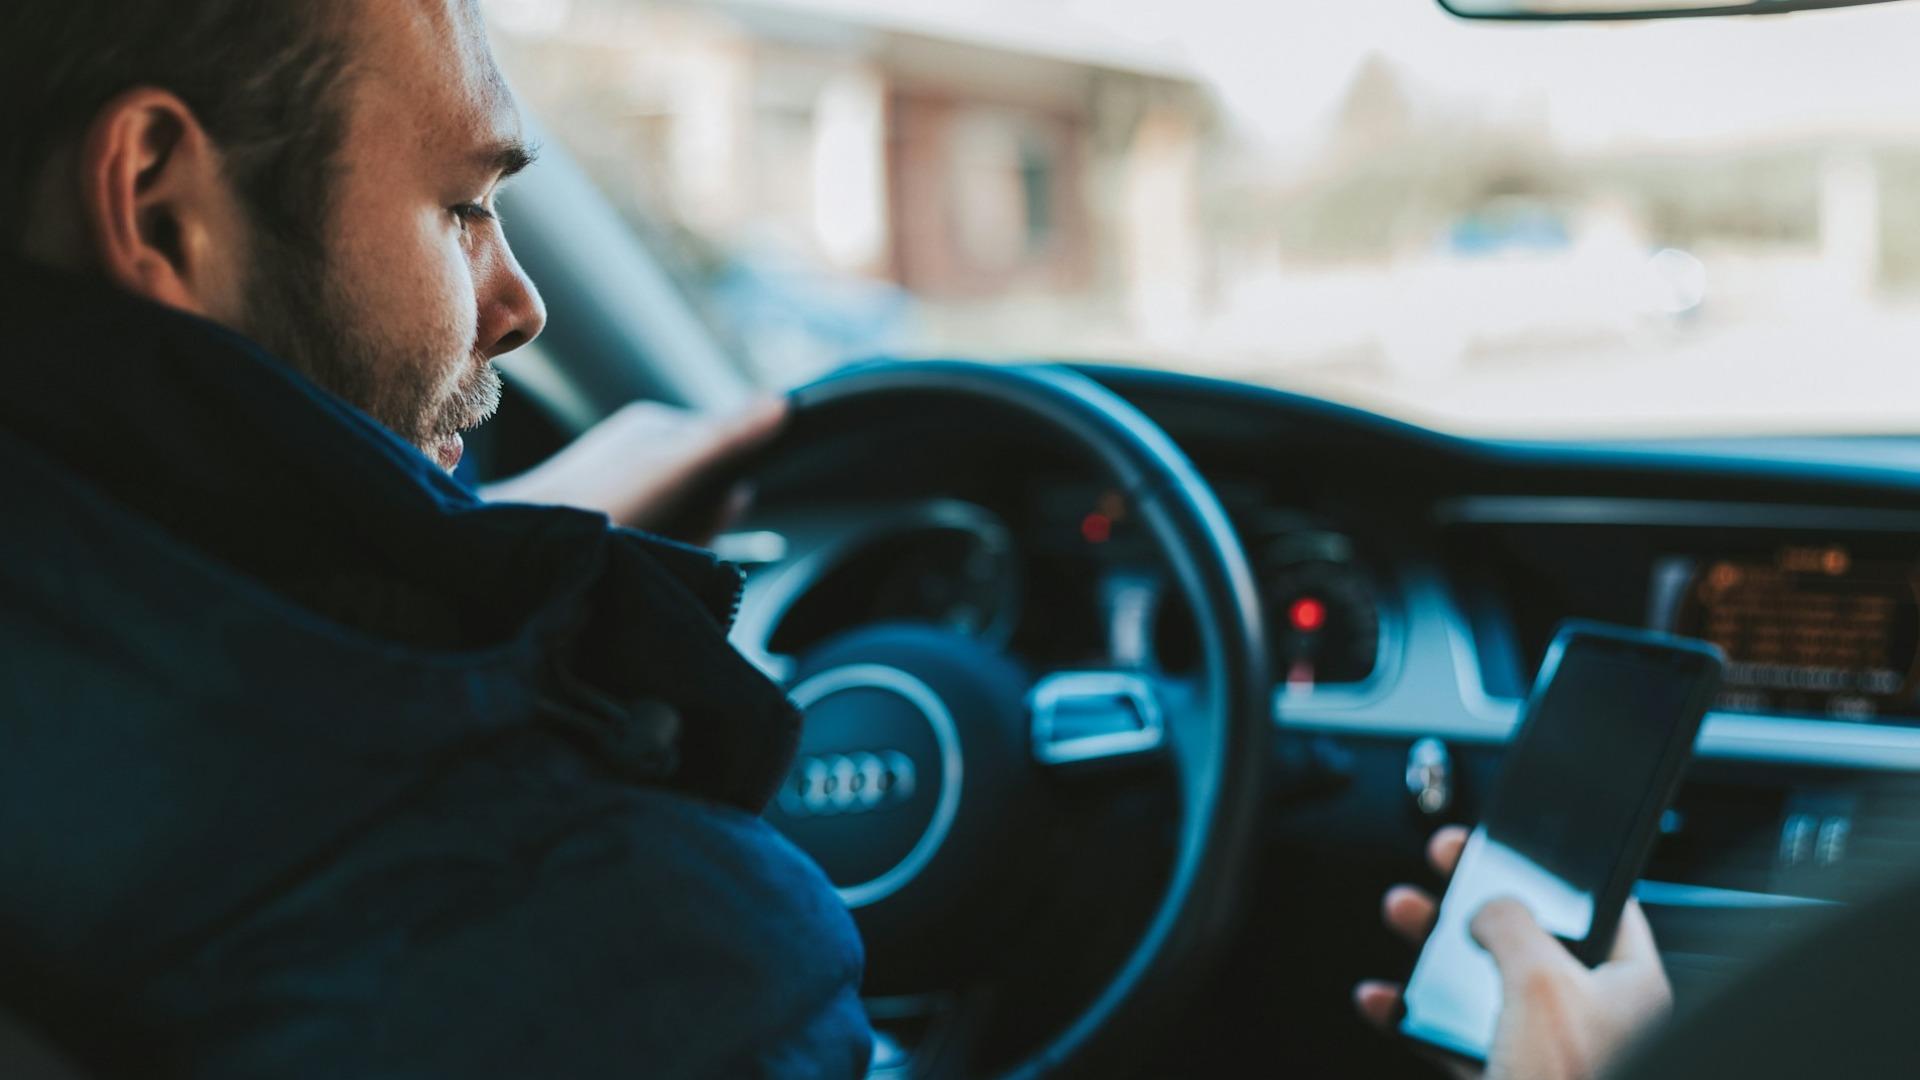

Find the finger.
[
  {"left": 1352, "top": 980, "right": 1403, "bottom": 1030},
  {"left": 1470, "top": 897, "right": 1574, "bottom": 982},
  {"left": 623, "top": 401, "right": 785, "bottom": 532},
  {"left": 706, "top": 397, "right": 789, "bottom": 459},
  {"left": 659, "top": 400, "right": 786, "bottom": 500},
  {"left": 1607, "top": 898, "right": 1661, "bottom": 967},
  {"left": 1358, "top": 981, "right": 1481, "bottom": 1080},
  {"left": 608, "top": 399, "right": 681, "bottom": 427},
  {"left": 1383, "top": 885, "right": 1439, "bottom": 945},
  {"left": 1427, "top": 826, "right": 1470, "bottom": 877}
]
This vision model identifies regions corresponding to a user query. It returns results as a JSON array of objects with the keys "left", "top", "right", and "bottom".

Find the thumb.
[
  {"left": 1471, "top": 897, "right": 1573, "bottom": 983},
  {"left": 1606, "top": 898, "right": 1661, "bottom": 967}
]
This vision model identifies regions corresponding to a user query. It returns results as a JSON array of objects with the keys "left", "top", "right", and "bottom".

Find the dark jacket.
[{"left": 0, "top": 260, "right": 869, "bottom": 1078}]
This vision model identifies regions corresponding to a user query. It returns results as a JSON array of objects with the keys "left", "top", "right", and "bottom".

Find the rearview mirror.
[{"left": 1441, "top": 0, "right": 1906, "bottom": 19}]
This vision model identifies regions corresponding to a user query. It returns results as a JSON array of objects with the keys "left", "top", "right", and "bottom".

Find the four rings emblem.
[{"left": 778, "top": 750, "right": 918, "bottom": 817}]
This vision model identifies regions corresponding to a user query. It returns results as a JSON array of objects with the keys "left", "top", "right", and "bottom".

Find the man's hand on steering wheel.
[{"left": 483, "top": 396, "right": 788, "bottom": 544}]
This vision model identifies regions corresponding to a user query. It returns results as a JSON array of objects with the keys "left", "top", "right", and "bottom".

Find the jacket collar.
[{"left": 0, "top": 256, "right": 743, "bottom": 643}]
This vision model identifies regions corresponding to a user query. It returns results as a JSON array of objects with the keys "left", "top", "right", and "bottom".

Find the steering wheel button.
[{"left": 1030, "top": 671, "right": 1166, "bottom": 766}]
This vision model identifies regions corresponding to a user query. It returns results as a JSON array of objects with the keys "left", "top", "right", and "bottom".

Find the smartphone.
[{"left": 1398, "top": 620, "right": 1723, "bottom": 1063}]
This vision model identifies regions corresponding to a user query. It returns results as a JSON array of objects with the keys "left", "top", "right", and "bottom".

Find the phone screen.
[{"left": 1398, "top": 627, "right": 1720, "bottom": 1061}]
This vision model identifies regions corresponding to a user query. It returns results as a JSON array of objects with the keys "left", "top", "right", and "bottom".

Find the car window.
[{"left": 483, "top": 0, "right": 1920, "bottom": 437}]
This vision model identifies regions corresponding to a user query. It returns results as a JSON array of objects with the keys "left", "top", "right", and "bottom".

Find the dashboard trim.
[
  {"left": 1281, "top": 701, "right": 1920, "bottom": 772},
  {"left": 1438, "top": 496, "right": 1920, "bottom": 533},
  {"left": 1633, "top": 880, "right": 1834, "bottom": 911}
]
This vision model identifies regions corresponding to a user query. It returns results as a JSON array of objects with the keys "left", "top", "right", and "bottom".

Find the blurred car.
[{"left": 1381, "top": 196, "right": 1707, "bottom": 377}]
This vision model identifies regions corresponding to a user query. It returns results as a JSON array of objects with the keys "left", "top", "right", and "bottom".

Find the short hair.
[{"left": 0, "top": 2, "right": 354, "bottom": 257}]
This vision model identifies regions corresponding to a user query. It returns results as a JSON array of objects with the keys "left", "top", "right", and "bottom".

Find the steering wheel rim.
[{"left": 776, "top": 360, "right": 1270, "bottom": 1078}]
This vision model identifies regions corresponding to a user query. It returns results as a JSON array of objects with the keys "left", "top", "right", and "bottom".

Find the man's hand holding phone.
[{"left": 1354, "top": 826, "right": 1673, "bottom": 1080}]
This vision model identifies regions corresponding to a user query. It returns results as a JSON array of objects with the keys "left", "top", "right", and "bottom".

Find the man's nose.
[{"left": 478, "top": 243, "right": 547, "bottom": 359}]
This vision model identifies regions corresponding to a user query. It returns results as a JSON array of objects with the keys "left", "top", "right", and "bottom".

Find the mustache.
[{"left": 430, "top": 352, "right": 503, "bottom": 441}]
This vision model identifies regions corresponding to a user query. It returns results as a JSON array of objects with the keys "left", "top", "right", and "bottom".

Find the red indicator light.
[
  {"left": 1289, "top": 596, "right": 1327, "bottom": 633},
  {"left": 1080, "top": 512, "right": 1113, "bottom": 544}
]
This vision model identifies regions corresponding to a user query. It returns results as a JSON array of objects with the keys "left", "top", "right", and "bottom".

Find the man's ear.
[{"left": 78, "top": 87, "right": 251, "bottom": 319}]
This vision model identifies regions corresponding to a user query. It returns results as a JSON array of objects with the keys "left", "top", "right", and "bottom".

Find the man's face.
[{"left": 241, "top": 0, "right": 546, "bottom": 471}]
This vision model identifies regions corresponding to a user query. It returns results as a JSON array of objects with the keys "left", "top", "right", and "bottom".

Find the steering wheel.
[{"left": 738, "top": 361, "right": 1269, "bottom": 1078}]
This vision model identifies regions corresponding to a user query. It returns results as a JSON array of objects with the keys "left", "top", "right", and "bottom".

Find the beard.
[{"left": 236, "top": 229, "right": 501, "bottom": 471}]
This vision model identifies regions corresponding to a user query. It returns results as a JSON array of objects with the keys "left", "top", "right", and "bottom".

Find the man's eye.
[{"left": 452, "top": 202, "right": 495, "bottom": 226}]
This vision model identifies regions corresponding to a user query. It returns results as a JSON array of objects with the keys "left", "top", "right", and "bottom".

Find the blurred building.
[{"left": 487, "top": 0, "right": 1216, "bottom": 366}]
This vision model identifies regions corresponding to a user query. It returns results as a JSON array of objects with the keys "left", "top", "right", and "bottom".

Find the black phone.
[{"left": 1397, "top": 620, "right": 1723, "bottom": 1063}]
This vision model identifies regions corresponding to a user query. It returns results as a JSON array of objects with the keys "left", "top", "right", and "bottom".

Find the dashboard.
[
  {"left": 717, "top": 364, "right": 1920, "bottom": 1075},
  {"left": 728, "top": 480, "right": 1387, "bottom": 695},
  {"left": 732, "top": 367, "right": 1920, "bottom": 770}
]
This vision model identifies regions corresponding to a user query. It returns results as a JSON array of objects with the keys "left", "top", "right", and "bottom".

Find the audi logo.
[{"left": 778, "top": 751, "right": 918, "bottom": 817}]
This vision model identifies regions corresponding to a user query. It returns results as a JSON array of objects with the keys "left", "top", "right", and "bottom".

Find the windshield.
[{"left": 484, "top": 0, "right": 1920, "bottom": 437}]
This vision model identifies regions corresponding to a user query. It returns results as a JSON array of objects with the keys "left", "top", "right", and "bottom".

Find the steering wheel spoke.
[
  {"left": 1029, "top": 670, "right": 1169, "bottom": 768},
  {"left": 741, "top": 648, "right": 796, "bottom": 683},
  {"left": 863, "top": 992, "right": 967, "bottom": 1079}
]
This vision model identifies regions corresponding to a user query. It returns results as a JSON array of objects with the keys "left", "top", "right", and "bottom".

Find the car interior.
[{"left": 446, "top": 0, "right": 1920, "bottom": 1075}]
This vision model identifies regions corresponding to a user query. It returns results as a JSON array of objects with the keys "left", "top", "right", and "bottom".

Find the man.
[
  {"left": 0, "top": 2, "right": 865, "bottom": 1076},
  {"left": 0, "top": 1, "right": 1682, "bottom": 1078}
]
